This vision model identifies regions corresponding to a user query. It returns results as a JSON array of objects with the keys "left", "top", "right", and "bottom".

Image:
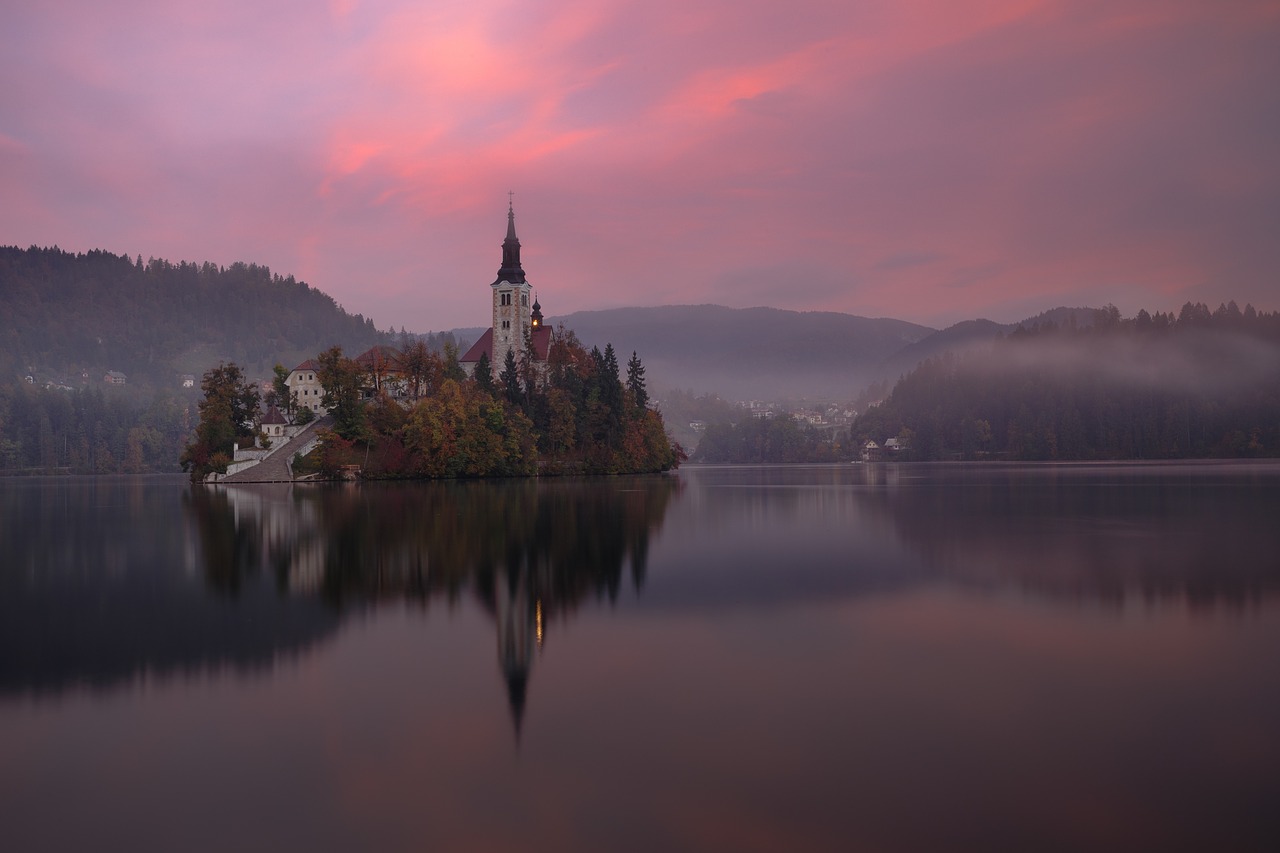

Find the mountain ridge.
[{"left": 2, "top": 244, "right": 1118, "bottom": 402}]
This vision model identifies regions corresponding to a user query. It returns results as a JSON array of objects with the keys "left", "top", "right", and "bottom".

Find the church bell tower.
[{"left": 491, "top": 197, "right": 533, "bottom": 369}]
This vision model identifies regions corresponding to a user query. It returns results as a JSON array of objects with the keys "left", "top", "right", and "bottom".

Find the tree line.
[
  {"left": 1, "top": 244, "right": 387, "bottom": 388},
  {"left": 0, "top": 381, "right": 191, "bottom": 474},
  {"left": 693, "top": 416, "right": 844, "bottom": 463}
]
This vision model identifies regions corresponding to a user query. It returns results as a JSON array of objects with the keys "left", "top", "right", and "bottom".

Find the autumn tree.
[
  {"left": 316, "top": 346, "right": 367, "bottom": 440},
  {"left": 265, "top": 363, "right": 294, "bottom": 420},
  {"left": 400, "top": 340, "right": 438, "bottom": 401},
  {"left": 180, "top": 362, "right": 259, "bottom": 481},
  {"left": 442, "top": 340, "right": 467, "bottom": 383},
  {"left": 402, "top": 379, "right": 536, "bottom": 477}
]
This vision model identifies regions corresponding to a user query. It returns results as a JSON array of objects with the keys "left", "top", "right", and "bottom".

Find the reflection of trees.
[
  {"left": 255, "top": 477, "right": 679, "bottom": 608},
  {"left": 876, "top": 465, "right": 1280, "bottom": 609},
  {"left": 1, "top": 479, "right": 338, "bottom": 698},
  {"left": 189, "top": 476, "right": 680, "bottom": 732}
]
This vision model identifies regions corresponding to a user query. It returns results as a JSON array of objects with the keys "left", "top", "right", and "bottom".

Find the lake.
[{"left": 2, "top": 462, "right": 1279, "bottom": 852}]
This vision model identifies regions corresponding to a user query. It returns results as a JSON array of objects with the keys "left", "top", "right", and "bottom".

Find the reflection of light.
[{"left": 535, "top": 599, "right": 543, "bottom": 647}]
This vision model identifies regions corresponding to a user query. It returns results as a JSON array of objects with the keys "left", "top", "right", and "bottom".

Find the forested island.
[{"left": 182, "top": 329, "right": 682, "bottom": 482}]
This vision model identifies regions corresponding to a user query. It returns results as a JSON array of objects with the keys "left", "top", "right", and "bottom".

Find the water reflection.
[
  {"left": 4, "top": 463, "right": 1278, "bottom": 707},
  {"left": 664, "top": 463, "right": 1280, "bottom": 611},
  {"left": 185, "top": 477, "right": 678, "bottom": 731},
  {"left": 4, "top": 466, "right": 1280, "bottom": 852},
  {"left": 877, "top": 463, "right": 1280, "bottom": 609},
  {"left": 0, "top": 477, "right": 339, "bottom": 697}
]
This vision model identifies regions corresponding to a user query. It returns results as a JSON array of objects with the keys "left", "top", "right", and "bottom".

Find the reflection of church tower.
[{"left": 494, "top": 570, "right": 537, "bottom": 739}]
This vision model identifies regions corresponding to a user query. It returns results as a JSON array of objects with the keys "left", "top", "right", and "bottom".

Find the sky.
[{"left": 3, "top": 0, "right": 1278, "bottom": 333}]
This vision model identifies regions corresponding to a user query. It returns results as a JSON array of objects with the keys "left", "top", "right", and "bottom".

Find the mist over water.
[
  {"left": 959, "top": 328, "right": 1280, "bottom": 396},
  {"left": 2, "top": 464, "right": 1278, "bottom": 851}
]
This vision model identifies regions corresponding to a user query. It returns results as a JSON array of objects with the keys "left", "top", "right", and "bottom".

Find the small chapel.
[{"left": 460, "top": 200, "right": 552, "bottom": 375}]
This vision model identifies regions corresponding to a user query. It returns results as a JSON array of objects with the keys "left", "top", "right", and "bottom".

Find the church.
[{"left": 460, "top": 201, "right": 552, "bottom": 375}]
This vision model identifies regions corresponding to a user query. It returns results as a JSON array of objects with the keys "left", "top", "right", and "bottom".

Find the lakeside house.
[{"left": 288, "top": 359, "right": 323, "bottom": 413}]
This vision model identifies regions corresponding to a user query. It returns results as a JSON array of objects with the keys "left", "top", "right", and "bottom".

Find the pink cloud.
[{"left": 2, "top": 0, "right": 1278, "bottom": 332}]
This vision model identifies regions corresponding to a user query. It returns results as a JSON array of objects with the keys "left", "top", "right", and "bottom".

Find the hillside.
[
  {"left": 853, "top": 303, "right": 1280, "bottom": 460},
  {"left": 0, "top": 245, "right": 388, "bottom": 387}
]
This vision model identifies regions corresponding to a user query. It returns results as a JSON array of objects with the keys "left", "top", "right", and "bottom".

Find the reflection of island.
[
  {"left": 0, "top": 476, "right": 677, "bottom": 715},
  {"left": 193, "top": 477, "right": 679, "bottom": 731},
  {"left": 9, "top": 464, "right": 1272, "bottom": 709}
]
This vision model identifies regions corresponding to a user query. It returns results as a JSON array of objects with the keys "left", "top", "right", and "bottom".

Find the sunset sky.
[{"left": 3, "top": 0, "right": 1278, "bottom": 332}]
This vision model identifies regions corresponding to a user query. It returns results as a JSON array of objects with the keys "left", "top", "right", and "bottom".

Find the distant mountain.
[
  {"left": 538, "top": 305, "right": 934, "bottom": 400},
  {"left": 881, "top": 307, "right": 1108, "bottom": 383},
  {"left": 880, "top": 318, "right": 1010, "bottom": 384},
  {"left": 4, "top": 243, "right": 1110, "bottom": 406},
  {"left": 499, "top": 304, "right": 1105, "bottom": 401}
]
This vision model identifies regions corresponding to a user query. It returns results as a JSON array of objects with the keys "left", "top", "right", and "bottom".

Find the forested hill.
[
  {"left": 0, "top": 245, "right": 387, "bottom": 386},
  {"left": 853, "top": 303, "right": 1280, "bottom": 460}
]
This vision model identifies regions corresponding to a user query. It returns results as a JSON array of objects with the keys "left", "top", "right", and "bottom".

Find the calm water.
[{"left": 2, "top": 463, "right": 1279, "bottom": 852}]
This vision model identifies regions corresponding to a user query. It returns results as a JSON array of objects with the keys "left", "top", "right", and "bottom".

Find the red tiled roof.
[
  {"left": 459, "top": 327, "right": 551, "bottom": 364},
  {"left": 460, "top": 328, "right": 494, "bottom": 363},
  {"left": 292, "top": 358, "right": 319, "bottom": 371},
  {"left": 354, "top": 345, "right": 403, "bottom": 369},
  {"left": 531, "top": 326, "right": 551, "bottom": 360},
  {"left": 260, "top": 405, "right": 287, "bottom": 425}
]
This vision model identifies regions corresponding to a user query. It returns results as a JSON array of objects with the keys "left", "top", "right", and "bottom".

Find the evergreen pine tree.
[
  {"left": 626, "top": 351, "right": 648, "bottom": 409},
  {"left": 500, "top": 348, "right": 522, "bottom": 405},
  {"left": 474, "top": 351, "right": 495, "bottom": 395}
]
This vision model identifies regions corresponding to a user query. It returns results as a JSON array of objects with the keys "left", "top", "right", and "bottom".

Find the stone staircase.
[{"left": 217, "top": 415, "right": 333, "bottom": 483}]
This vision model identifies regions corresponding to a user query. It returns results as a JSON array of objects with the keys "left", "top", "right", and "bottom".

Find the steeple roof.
[{"left": 493, "top": 199, "right": 527, "bottom": 285}]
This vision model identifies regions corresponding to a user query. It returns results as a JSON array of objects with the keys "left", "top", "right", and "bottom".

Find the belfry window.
[
  {"left": 521, "top": 293, "right": 528, "bottom": 307},
  {"left": 500, "top": 292, "right": 512, "bottom": 306}
]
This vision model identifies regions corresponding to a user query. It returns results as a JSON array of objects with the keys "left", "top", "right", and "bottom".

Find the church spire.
[{"left": 494, "top": 194, "right": 526, "bottom": 285}]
